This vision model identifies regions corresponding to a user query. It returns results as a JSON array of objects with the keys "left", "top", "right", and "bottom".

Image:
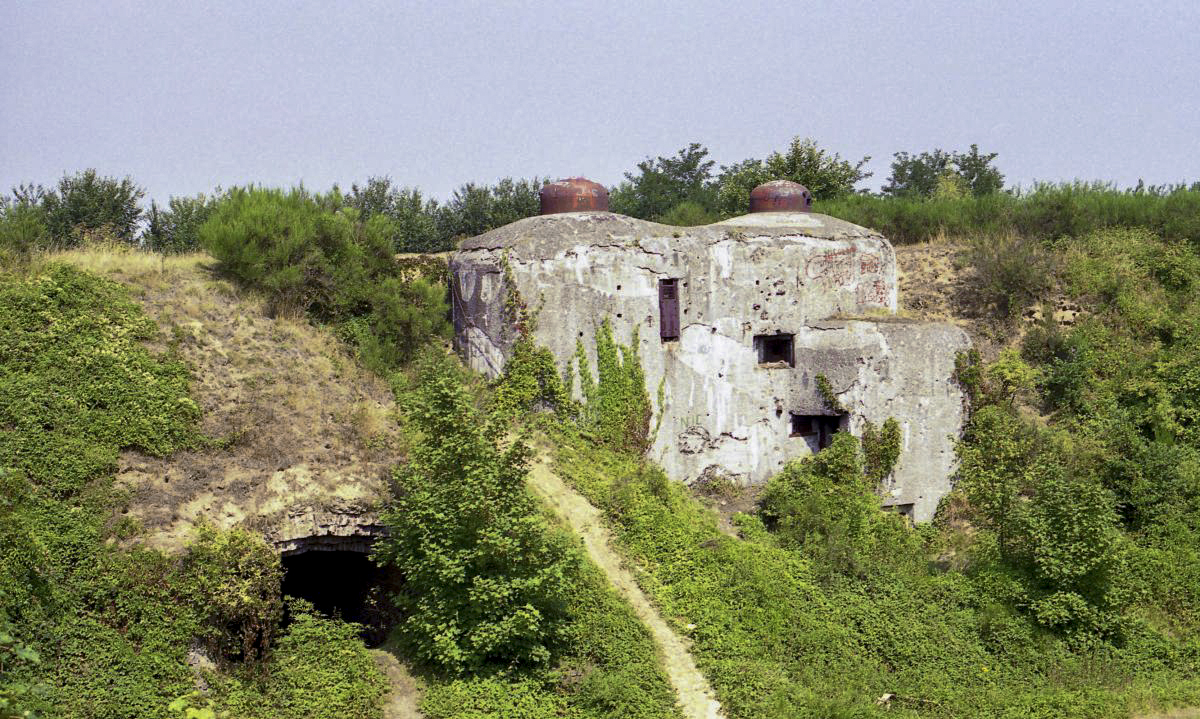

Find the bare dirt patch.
[
  {"left": 370, "top": 649, "right": 424, "bottom": 719},
  {"left": 894, "top": 241, "right": 979, "bottom": 325},
  {"left": 894, "top": 241, "right": 1078, "bottom": 361},
  {"left": 56, "top": 247, "right": 401, "bottom": 552}
]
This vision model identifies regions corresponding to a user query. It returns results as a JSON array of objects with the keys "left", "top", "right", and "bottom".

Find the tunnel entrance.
[{"left": 280, "top": 549, "right": 398, "bottom": 644}]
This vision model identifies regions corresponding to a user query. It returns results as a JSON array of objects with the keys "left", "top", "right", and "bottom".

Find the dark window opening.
[
  {"left": 790, "top": 413, "right": 842, "bottom": 449},
  {"left": 281, "top": 549, "right": 398, "bottom": 645},
  {"left": 755, "top": 334, "right": 794, "bottom": 367},
  {"left": 659, "top": 278, "right": 681, "bottom": 341},
  {"left": 885, "top": 503, "right": 915, "bottom": 522}
]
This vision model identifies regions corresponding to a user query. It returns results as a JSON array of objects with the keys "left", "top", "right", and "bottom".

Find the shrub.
[
  {"left": 966, "top": 232, "right": 1055, "bottom": 319},
  {"left": 374, "top": 351, "right": 574, "bottom": 673},
  {"left": 657, "top": 200, "right": 719, "bottom": 227},
  {"left": 1161, "top": 189, "right": 1200, "bottom": 247},
  {"left": 177, "top": 526, "right": 283, "bottom": 663},
  {"left": 199, "top": 186, "right": 450, "bottom": 371},
  {"left": 760, "top": 432, "right": 904, "bottom": 578},
  {"left": 36, "top": 169, "right": 145, "bottom": 247},
  {"left": 1025, "top": 469, "right": 1128, "bottom": 641}
]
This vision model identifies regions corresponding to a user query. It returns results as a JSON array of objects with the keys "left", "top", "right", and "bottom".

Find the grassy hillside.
[
  {"left": 0, "top": 260, "right": 389, "bottom": 719},
  {"left": 4, "top": 184, "right": 1200, "bottom": 719}
]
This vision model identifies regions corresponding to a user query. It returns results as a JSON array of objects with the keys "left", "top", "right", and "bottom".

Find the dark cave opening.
[{"left": 281, "top": 549, "right": 396, "bottom": 644}]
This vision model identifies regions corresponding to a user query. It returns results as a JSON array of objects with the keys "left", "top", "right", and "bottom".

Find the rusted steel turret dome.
[
  {"left": 749, "top": 180, "right": 813, "bottom": 213},
  {"left": 539, "top": 177, "right": 610, "bottom": 215}
]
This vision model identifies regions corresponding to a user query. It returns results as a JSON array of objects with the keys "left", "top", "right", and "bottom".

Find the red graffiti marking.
[
  {"left": 805, "top": 247, "right": 857, "bottom": 285},
  {"left": 859, "top": 254, "right": 882, "bottom": 274},
  {"left": 856, "top": 279, "right": 888, "bottom": 305}
]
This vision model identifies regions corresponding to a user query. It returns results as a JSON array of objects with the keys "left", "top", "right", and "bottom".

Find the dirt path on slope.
[
  {"left": 527, "top": 457, "right": 724, "bottom": 719},
  {"left": 369, "top": 650, "right": 423, "bottom": 719}
]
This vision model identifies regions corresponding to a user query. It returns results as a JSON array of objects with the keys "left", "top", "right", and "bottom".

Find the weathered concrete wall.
[{"left": 452, "top": 211, "right": 968, "bottom": 522}]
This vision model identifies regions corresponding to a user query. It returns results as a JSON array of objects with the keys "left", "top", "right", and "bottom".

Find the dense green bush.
[
  {"left": 0, "top": 265, "right": 203, "bottom": 718},
  {"left": 0, "top": 264, "right": 201, "bottom": 496},
  {"left": 199, "top": 186, "right": 450, "bottom": 372},
  {"left": 761, "top": 432, "right": 910, "bottom": 578},
  {"left": 178, "top": 526, "right": 283, "bottom": 662},
  {"left": 210, "top": 599, "right": 387, "bottom": 719},
  {"left": 374, "top": 351, "right": 575, "bottom": 673}
]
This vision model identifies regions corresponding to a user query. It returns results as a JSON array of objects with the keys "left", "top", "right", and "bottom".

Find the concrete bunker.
[{"left": 450, "top": 179, "right": 971, "bottom": 522}]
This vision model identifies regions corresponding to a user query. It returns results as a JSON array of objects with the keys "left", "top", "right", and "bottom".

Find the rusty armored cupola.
[
  {"left": 749, "top": 180, "right": 813, "bottom": 213},
  {"left": 539, "top": 177, "right": 610, "bottom": 215}
]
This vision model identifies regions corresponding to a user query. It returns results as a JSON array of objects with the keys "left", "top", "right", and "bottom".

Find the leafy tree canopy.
[
  {"left": 883, "top": 144, "right": 1005, "bottom": 198},
  {"left": 610, "top": 143, "right": 717, "bottom": 222},
  {"left": 715, "top": 137, "right": 872, "bottom": 216}
]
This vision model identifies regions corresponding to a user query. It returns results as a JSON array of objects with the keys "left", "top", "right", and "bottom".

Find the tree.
[
  {"left": 715, "top": 137, "right": 872, "bottom": 216},
  {"left": 144, "top": 193, "right": 221, "bottom": 254},
  {"left": 38, "top": 169, "right": 145, "bottom": 246},
  {"left": 346, "top": 177, "right": 442, "bottom": 253},
  {"left": 373, "top": 352, "right": 574, "bottom": 673},
  {"left": 610, "top": 143, "right": 716, "bottom": 221},
  {"left": 435, "top": 177, "right": 545, "bottom": 248},
  {"left": 884, "top": 144, "right": 1004, "bottom": 198}
]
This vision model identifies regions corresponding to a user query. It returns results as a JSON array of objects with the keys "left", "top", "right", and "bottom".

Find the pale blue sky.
[{"left": 3, "top": 0, "right": 1198, "bottom": 202}]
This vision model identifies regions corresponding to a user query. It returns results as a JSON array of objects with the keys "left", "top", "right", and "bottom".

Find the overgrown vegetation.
[
  {"left": 546, "top": 417, "right": 1200, "bottom": 718},
  {"left": 822, "top": 182, "right": 1200, "bottom": 244},
  {"left": 379, "top": 351, "right": 678, "bottom": 717},
  {"left": 0, "top": 264, "right": 386, "bottom": 719},
  {"left": 6, "top": 141, "right": 1200, "bottom": 719},
  {"left": 574, "top": 320, "right": 653, "bottom": 453},
  {"left": 375, "top": 352, "right": 575, "bottom": 673},
  {"left": 198, "top": 186, "right": 450, "bottom": 373}
]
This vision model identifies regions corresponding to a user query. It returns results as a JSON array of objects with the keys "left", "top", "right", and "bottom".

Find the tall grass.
[{"left": 820, "top": 183, "right": 1200, "bottom": 244}]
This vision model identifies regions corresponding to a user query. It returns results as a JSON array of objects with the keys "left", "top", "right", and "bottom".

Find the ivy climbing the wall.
[
  {"left": 489, "top": 253, "right": 573, "bottom": 420},
  {"left": 861, "top": 417, "right": 902, "bottom": 484},
  {"left": 574, "top": 319, "right": 653, "bottom": 454}
]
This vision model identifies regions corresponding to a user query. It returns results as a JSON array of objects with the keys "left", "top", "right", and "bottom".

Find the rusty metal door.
[{"left": 659, "top": 279, "right": 680, "bottom": 340}]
